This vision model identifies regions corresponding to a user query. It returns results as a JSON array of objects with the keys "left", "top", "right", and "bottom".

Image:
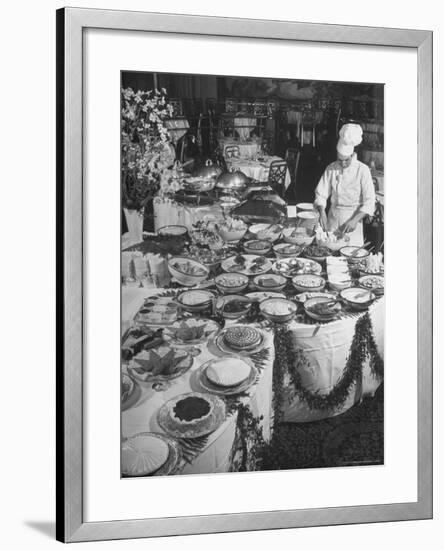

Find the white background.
[
  {"left": 84, "top": 29, "right": 418, "bottom": 521},
  {"left": 0, "top": 0, "right": 442, "bottom": 549}
]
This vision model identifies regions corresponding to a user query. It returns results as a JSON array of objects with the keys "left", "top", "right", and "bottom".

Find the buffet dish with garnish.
[{"left": 122, "top": 210, "right": 385, "bottom": 475}]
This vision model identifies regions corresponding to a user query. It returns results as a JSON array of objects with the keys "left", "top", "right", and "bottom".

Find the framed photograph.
[{"left": 56, "top": 7, "right": 433, "bottom": 543}]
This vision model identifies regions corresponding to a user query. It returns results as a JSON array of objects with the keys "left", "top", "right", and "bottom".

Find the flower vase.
[{"left": 124, "top": 207, "right": 144, "bottom": 246}]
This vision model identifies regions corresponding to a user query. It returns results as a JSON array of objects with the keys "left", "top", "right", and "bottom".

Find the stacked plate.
[
  {"left": 176, "top": 289, "right": 215, "bottom": 312},
  {"left": 121, "top": 432, "right": 181, "bottom": 477},
  {"left": 198, "top": 357, "right": 258, "bottom": 396}
]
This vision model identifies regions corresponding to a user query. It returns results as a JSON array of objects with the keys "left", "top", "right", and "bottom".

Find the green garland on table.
[
  {"left": 229, "top": 403, "right": 267, "bottom": 472},
  {"left": 273, "top": 312, "right": 384, "bottom": 414},
  {"left": 179, "top": 435, "right": 210, "bottom": 465}
]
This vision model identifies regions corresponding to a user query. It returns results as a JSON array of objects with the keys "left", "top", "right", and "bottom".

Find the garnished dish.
[
  {"left": 215, "top": 272, "right": 249, "bottom": 294},
  {"left": 303, "top": 244, "right": 332, "bottom": 261},
  {"left": 190, "top": 224, "right": 224, "bottom": 250},
  {"left": 249, "top": 223, "right": 282, "bottom": 242},
  {"left": 134, "top": 297, "right": 179, "bottom": 326},
  {"left": 221, "top": 254, "right": 272, "bottom": 276},
  {"left": 128, "top": 346, "right": 193, "bottom": 382},
  {"left": 339, "top": 246, "right": 370, "bottom": 264},
  {"left": 259, "top": 298, "right": 297, "bottom": 323},
  {"left": 216, "top": 217, "right": 247, "bottom": 242},
  {"left": 327, "top": 273, "right": 353, "bottom": 291},
  {"left": 295, "top": 291, "right": 336, "bottom": 304},
  {"left": 357, "top": 252, "right": 384, "bottom": 276},
  {"left": 157, "top": 225, "right": 188, "bottom": 237},
  {"left": 246, "top": 291, "right": 286, "bottom": 302},
  {"left": 304, "top": 296, "right": 342, "bottom": 321},
  {"left": 176, "top": 289, "right": 214, "bottom": 312},
  {"left": 158, "top": 392, "right": 226, "bottom": 439},
  {"left": 359, "top": 275, "right": 384, "bottom": 296},
  {"left": 168, "top": 257, "right": 210, "bottom": 286},
  {"left": 272, "top": 257, "right": 322, "bottom": 278},
  {"left": 291, "top": 274, "right": 326, "bottom": 293},
  {"left": 273, "top": 242, "right": 303, "bottom": 259},
  {"left": 163, "top": 318, "right": 220, "bottom": 346},
  {"left": 188, "top": 245, "right": 227, "bottom": 269},
  {"left": 216, "top": 295, "right": 252, "bottom": 319},
  {"left": 243, "top": 239, "right": 272, "bottom": 256},
  {"left": 282, "top": 226, "right": 315, "bottom": 246},
  {"left": 252, "top": 273, "right": 287, "bottom": 291},
  {"left": 340, "top": 287, "right": 376, "bottom": 310},
  {"left": 122, "top": 432, "right": 180, "bottom": 477},
  {"left": 215, "top": 325, "right": 264, "bottom": 354},
  {"left": 198, "top": 358, "right": 257, "bottom": 396},
  {"left": 121, "top": 373, "right": 135, "bottom": 404}
]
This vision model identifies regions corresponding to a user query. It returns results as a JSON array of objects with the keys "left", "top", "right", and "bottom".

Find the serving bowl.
[
  {"left": 304, "top": 296, "right": 341, "bottom": 322},
  {"left": 259, "top": 298, "right": 297, "bottom": 324},
  {"left": 216, "top": 294, "right": 252, "bottom": 319},
  {"left": 282, "top": 227, "right": 315, "bottom": 246},
  {"left": 273, "top": 242, "right": 303, "bottom": 259},
  {"left": 217, "top": 222, "right": 247, "bottom": 243},
  {"left": 243, "top": 239, "right": 272, "bottom": 256},
  {"left": 157, "top": 225, "right": 188, "bottom": 238},
  {"left": 339, "top": 246, "right": 371, "bottom": 265},
  {"left": 327, "top": 274, "right": 353, "bottom": 292},
  {"left": 252, "top": 273, "right": 287, "bottom": 292},
  {"left": 248, "top": 223, "right": 282, "bottom": 242},
  {"left": 302, "top": 245, "right": 332, "bottom": 263},
  {"left": 167, "top": 256, "right": 210, "bottom": 286},
  {"left": 176, "top": 289, "right": 215, "bottom": 312},
  {"left": 291, "top": 274, "right": 326, "bottom": 293},
  {"left": 215, "top": 272, "right": 249, "bottom": 294},
  {"left": 358, "top": 275, "right": 384, "bottom": 296},
  {"left": 340, "top": 287, "right": 376, "bottom": 310}
]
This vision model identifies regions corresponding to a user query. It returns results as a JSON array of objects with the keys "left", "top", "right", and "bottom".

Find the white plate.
[
  {"left": 122, "top": 433, "right": 170, "bottom": 476},
  {"left": 205, "top": 357, "right": 252, "bottom": 387},
  {"left": 197, "top": 362, "right": 259, "bottom": 397},
  {"left": 214, "top": 328, "right": 265, "bottom": 356}
]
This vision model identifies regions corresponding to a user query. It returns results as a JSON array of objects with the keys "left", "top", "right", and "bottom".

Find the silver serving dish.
[
  {"left": 193, "top": 159, "right": 223, "bottom": 179},
  {"left": 216, "top": 167, "right": 249, "bottom": 191}
]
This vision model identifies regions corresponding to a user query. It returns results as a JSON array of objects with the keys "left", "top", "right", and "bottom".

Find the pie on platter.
[
  {"left": 158, "top": 392, "right": 226, "bottom": 439},
  {"left": 197, "top": 358, "right": 259, "bottom": 396},
  {"left": 121, "top": 432, "right": 181, "bottom": 477},
  {"left": 214, "top": 325, "right": 265, "bottom": 355}
]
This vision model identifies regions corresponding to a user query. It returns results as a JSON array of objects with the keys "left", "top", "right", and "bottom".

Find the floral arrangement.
[{"left": 121, "top": 87, "right": 176, "bottom": 211}]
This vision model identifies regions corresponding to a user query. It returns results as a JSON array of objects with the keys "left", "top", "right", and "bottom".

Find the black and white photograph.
[{"left": 120, "top": 71, "right": 385, "bottom": 477}]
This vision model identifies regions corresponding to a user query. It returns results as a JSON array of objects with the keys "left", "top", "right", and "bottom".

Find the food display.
[
  {"left": 304, "top": 296, "right": 342, "bottom": 321},
  {"left": 291, "top": 274, "right": 326, "bottom": 293},
  {"left": 340, "top": 288, "right": 376, "bottom": 310},
  {"left": 163, "top": 318, "right": 220, "bottom": 346},
  {"left": 157, "top": 225, "right": 188, "bottom": 237},
  {"left": 168, "top": 256, "right": 210, "bottom": 286},
  {"left": 204, "top": 358, "right": 252, "bottom": 388},
  {"left": 222, "top": 325, "right": 262, "bottom": 351},
  {"left": 273, "top": 242, "right": 303, "bottom": 259},
  {"left": 315, "top": 227, "right": 350, "bottom": 251},
  {"left": 188, "top": 245, "right": 226, "bottom": 269},
  {"left": 246, "top": 291, "right": 286, "bottom": 302},
  {"left": 339, "top": 246, "right": 370, "bottom": 264},
  {"left": 216, "top": 295, "right": 252, "bottom": 319},
  {"left": 282, "top": 226, "right": 315, "bottom": 246},
  {"left": 249, "top": 223, "right": 282, "bottom": 242},
  {"left": 243, "top": 239, "right": 272, "bottom": 255},
  {"left": 121, "top": 433, "right": 172, "bottom": 476},
  {"left": 158, "top": 392, "right": 226, "bottom": 438},
  {"left": 176, "top": 289, "right": 214, "bottom": 312},
  {"left": 259, "top": 298, "right": 297, "bottom": 323},
  {"left": 216, "top": 217, "right": 247, "bottom": 242},
  {"left": 221, "top": 254, "right": 272, "bottom": 276},
  {"left": 357, "top": 253, "right": 384, "bottom": 275},
  {"left": 359, "top": 275, "right": 384, "bottom": 296},
  {"left": 121, "top": 327, "right": 164, "bottom": 358},
  {"left": 272, "top": 257, "right": 322, "bottom": 278},
  {"left": 134, "top": 297, "right": 179, "bottom": 326},
  {"left": 128, "top": 346, "right": 193, "bottom": 382},
  {"left": 303, "top": 244, "right": 331, "bottom": 261},
  {"left": 121, "top": 373, "right": 135, "bottom": 404},
  {"left": 215, "top": 272, "right": 249, "bottom": 294},
  {"left": 253, "top": 273, "right": 287, "bottom": 291}
]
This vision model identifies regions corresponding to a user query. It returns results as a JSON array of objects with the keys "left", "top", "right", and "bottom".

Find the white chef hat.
[{"left": 337, "top": 123, "right": 363, "bottom": 156}]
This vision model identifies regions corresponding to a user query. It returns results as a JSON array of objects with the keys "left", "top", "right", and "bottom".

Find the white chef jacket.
[{"left": 314, "top": 155, "right": 375, "bottom": 245}]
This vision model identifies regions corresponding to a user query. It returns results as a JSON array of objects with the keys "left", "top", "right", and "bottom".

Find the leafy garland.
[
  {"left": 273, "top": 312, "right": 384, "bottom": 414},
  {"left": 179, "top": 435, "right": 210, "bottom": 465},
  {"left": 229, "top": 403, "right": 267, "bottom": 472}
]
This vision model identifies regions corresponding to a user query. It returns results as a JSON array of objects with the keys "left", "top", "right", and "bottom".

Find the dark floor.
[{"left": 262, "top": 384, "right": 384, "bottom": 471}]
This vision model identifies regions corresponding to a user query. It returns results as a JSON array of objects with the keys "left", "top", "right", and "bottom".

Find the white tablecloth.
[
  {"left": 122, "top": 287, "right": 275, "bottom": 474},
  {"left": 233, "top": 116, "right": 257, "bottom": 140},
  {"left": 281, "top": 297, "right": 385, "bottom": 423},
  {"left": 153, "top": 196, "right": 224, "bottom": 232},
  {"left": 227, "top": 156, "right": 291, "bottom": 190},
  {"left": 219, "top": 138, "right": 262, "bottom": 159}
]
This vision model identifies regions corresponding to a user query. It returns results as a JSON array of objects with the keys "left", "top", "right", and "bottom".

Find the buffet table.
[
  {"left": 122, "top": 287, "right": 275, "bottom": 475},
  {"left": 153, "top": 196, "right": 225, "bottom": 232}
]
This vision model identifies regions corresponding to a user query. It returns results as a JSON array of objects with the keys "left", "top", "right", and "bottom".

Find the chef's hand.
[
  {"left": 317, "top": 207, "right": 328, "bottom": 230},
  {"left": 340, "top": 218, "right": 359, "bottom": 234}
]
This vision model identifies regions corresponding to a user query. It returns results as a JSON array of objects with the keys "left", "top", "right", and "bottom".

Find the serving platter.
[
  {"left": 221, "top": 254, "right": 272, "bottom": 276},
  {"left": 214, "top": 326, "right": 266, "bottom": 356},
  {"left": 196, "top": 360, "right": 259, "bottom": 397},
  {"left": 121, "top": 432, "right": 181, "bottom": 477}
]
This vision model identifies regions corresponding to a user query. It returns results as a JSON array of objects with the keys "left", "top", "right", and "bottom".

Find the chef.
[{"left": 314, "top": 123, "right": 375, "bottom": 246}]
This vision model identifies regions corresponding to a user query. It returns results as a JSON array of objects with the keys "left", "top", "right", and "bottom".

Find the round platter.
[
  {"left": 128, "top": 346, "right": 194, "bottom": 383},
  {"left": 214, "top": 325, "right": 265, "bottom": 356},
  {"left": 221, "top": 254, "right": 272, "bottom": 276},
  {"left": 158, "top": 392, "right": 226, "bottom": 439},
  {"left": 272, "top": 257, "right": 322, "bottom": 278},
  {"left": 246, "top": 291, "right": 286, "bottom": 302},
  {"left": 122, "top": 432, "right": 181, "bottom": 477},
  {"left": 196, "top": 360, "right": 259, "bottom": 397}
]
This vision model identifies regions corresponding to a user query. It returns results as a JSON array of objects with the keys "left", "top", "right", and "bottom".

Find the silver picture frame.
[{"left": 56, "top": 7, "right": 433, "bottom": 542}]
